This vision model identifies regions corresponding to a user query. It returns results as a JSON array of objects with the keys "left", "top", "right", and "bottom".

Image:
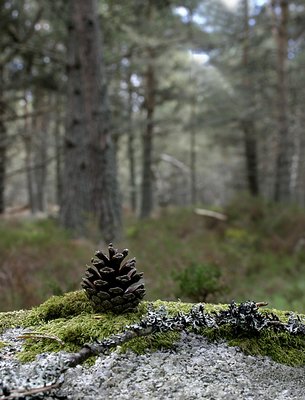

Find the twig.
[
  {"left": 67, "top": 325, "right": 155, "bottom": 367},
  {"left": 255, "top": 302, "right": 268, "bottom": 308},
  {"left": 17, "top": 332, "right": 64, "bottom": 346},
  {"left": 93, "top": 315, "right": 105, "bottom": 319},
  {"left": 1, "top": 382, "right": 61, "bottom": 400}
]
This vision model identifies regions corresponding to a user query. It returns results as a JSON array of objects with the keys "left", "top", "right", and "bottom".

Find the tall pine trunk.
[
  {"left": 190, "top": 88, "right": 197, "bottom": 205},
  {"left": 127, "top": 68, "right": 137, "bottom": 213},
  {"left": 140, "top": 0, "right": 156, "bottom": 218},
  {"left": 272, "top": 0, "right": 291, "bottom": 202},
  {"left": 32, "top": 92, "right": 49, "bottom": 213},
  {"left": 23, "top": 98, "right": 35, "bottom": 213},
  {"left": 53, "top": 99, "right": 63, "bottom": 207},
  {"left": 61, "top": 0, "right": 121, "bottom": 241},
  {"left": 188, "top": 8, "right": 197, "bottom": 205},
  {"left": 0, "top": 65, "right": 5, "bottom": 214},
  {"left": 241, "top": 0, "right": 259, "bottom": 196},
  {"left": 140, "top": 49, "right": 155, "bottom": 218},
  {"left": 60, "top": 4, "right": 90, "bottom": 234}
]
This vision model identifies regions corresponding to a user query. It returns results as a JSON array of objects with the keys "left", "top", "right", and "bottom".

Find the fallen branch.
[{"left": 194, "top": 208, "right": 227, "bottom": 221}]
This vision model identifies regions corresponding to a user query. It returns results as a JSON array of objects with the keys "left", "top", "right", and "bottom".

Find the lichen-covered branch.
[{"left": 67, "top": 301, "right": 305, "bottom": 367}]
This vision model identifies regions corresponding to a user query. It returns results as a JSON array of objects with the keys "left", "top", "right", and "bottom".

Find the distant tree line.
[{"left": 0, "top": 0, "right": 304, "bottom": 241}]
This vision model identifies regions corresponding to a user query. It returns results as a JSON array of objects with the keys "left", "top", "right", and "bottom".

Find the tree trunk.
[
  {"left": 127, "top": 69, "right": 137, "bottom": 213},
  {"left": 140, "top": 1, "right": 156, "bottom": 219},
  {"left": 53, "top": 101, "right": 63, "bottom": 207},
  {"left": 61, "top": 0, "right": 121, "bottom": 241},
  {"left": 23, "top": 95, "right": 36, "bottom": 213},
  {"left": 190, "top": 93, "right": 197, "bottom": 205},
  {"left": 32, "top": 92, "right": 49, "bottom": 212},
  {"left": 0, "top": 118, "right": 5, "bottom": 214},
  {"left": 241, "top": 0, "right": 259, "bottom": 196},
  {"left": 187, "top": 8, "right": 197, "bottom": 206},
  {"left": 60, "top": 1, "right": 92, "bottom": 235},
  {"left": 140, "top": 50, "right": 155, "bottom": 218},
  {"left": 271, "top": 0, "right": 291, "bottom": 202},
  {"left": 0, "top": 65, "right": 5, "bottom": 214}
]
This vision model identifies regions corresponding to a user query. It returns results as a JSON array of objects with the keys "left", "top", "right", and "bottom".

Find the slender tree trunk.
[
  {"left": 271, "top": 0, "right": 291, "bottom": 202},
  {"left": 140, "top": 49, "right": 155, "bottom": 218},
  {"left": 60, "top": 1, "right": 91, "bottom": 235},
  {"left": 127, "top": 69, "right": 137, "bottom": 213},
  {"left": 61, "top": 0, "right": 121, "bottom": 241},
  {"left": 187, "top": 8, "right": 197, "bottom": 205},
  {"left": 294, "top": 106, "right": 305, "bottom": 206},
  {"left": 190, "top": 90, "right": 197, "bottom": 205},
  {"left": 0, "top": 120, "right": 5, "bottom": 214},
  {"left": 241, "top": 0, "right": 259, "bottom": 196},
  {"left": 140, "top": 1, "right": 156, "bottom": 219},
  {"left": 53, "top": 101, "right": 63, "bottom": 207},
  {"left": 0, "top": 65, "right": 6, "bottom": 214},
  {"left": 32, "top": 92, "right": 49, "bottom": 212},
  {"left": 23, "top": 95, "right": 36, "bottom": 213}
]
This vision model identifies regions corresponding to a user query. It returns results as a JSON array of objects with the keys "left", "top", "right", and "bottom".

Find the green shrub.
[{"left": 174, "top": 263, "right": 223, "bottom": 302}]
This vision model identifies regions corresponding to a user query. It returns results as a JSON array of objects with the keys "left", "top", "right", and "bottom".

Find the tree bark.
[
  {"left": 61, "top": 0, "right": 121, "bottom": 241},
  {"left": 60, "top": 1, "right": 92, "bottom": 235},
  {"left": 140, "top": 51, "right": 155, "bottom": 218},
  {"left": 189, "top": 76, "right": 197, "bottom": 205},
  {"left": 241, "top": 0, "right": 259, "bottom": 197},
  {"left": 140, "top": 1, "right": 156, "bottom": 218},
  {"left": 271, "top": 0, "right": 291, "bottom": 202},
  {"left": 53, "top": 101, "right": 63, "bottom": 207},
  {"left": 127, "top": 68, "right": 137, "bottom": 214},
  {"left": 32, "top": 92, "right": 49, "bottom": 212},
  {"left": 0, "top": 65, "right": 6, "bottom": 214},
  {"left": 187, "top": 8, "right": 197, "bottom": 205},
  {"left": 23, "top": 97, "right": 36, "bottom": 214}
]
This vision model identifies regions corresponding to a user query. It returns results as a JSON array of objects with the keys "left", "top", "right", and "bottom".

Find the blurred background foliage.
[
  {"left": 1, "top": 0, "right": 305, "bottom": 312},
  {"left": 2, "top": 196, "right": 305, "bottom": 313}
]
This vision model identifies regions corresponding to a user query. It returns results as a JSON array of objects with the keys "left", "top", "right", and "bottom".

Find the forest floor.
[{"left": 1, "top": 194, "right": 305, "bottom": 313}]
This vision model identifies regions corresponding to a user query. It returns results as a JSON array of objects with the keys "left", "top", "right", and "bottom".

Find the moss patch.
[
  {"left": 0, "top": 341, "right": 7, "bottom": 349},
  {"left": 23, "top": 290, "right": 94, "bottom": 325},
  {"left": 0, "top": 310, "right": 29, "bottom": 333},
  {"left": 200, "top": 323, "right": 305, "bottom": 367},
  {"left": 1, "top": 290, "right": 305, "bottom": 366}
]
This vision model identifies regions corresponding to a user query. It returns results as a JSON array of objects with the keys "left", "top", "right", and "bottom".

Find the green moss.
[
  {"left": 1, "top": 291, "right": 305, "bottom": 366},
  {"left": 0, "top": 310, "right": 29, "bottom": 334},
  {"left": 23, "top": 290, "right": 94, "bottom": 326},
  {"left": 0, "top": 341, "right": 7, "bottom": 349},
  {"left": 202, "top": 324, "right": 305, "bottom": 367},
  {"left": 229, "top": 332, "right": 305, "bottom": 366}
]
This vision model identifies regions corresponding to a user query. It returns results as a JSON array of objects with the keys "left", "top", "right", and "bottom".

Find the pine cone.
[{"left": 81, "top": 243, "right": 145, "bottom": 314}]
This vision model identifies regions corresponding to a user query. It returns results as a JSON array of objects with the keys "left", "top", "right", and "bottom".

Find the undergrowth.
[
  {"left": 2, "top": 195, "right": 305, "bottom": 313},
  {"left": 0, "top": 218, "right": 93, "bottom": 311},
  {"left": 124, "top": 195, "right": 305, "bottom": 312}
]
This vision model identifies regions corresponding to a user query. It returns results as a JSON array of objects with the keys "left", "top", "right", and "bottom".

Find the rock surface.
[{"left": 1, "top": 329, "right": 305, "bottom": 399}]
